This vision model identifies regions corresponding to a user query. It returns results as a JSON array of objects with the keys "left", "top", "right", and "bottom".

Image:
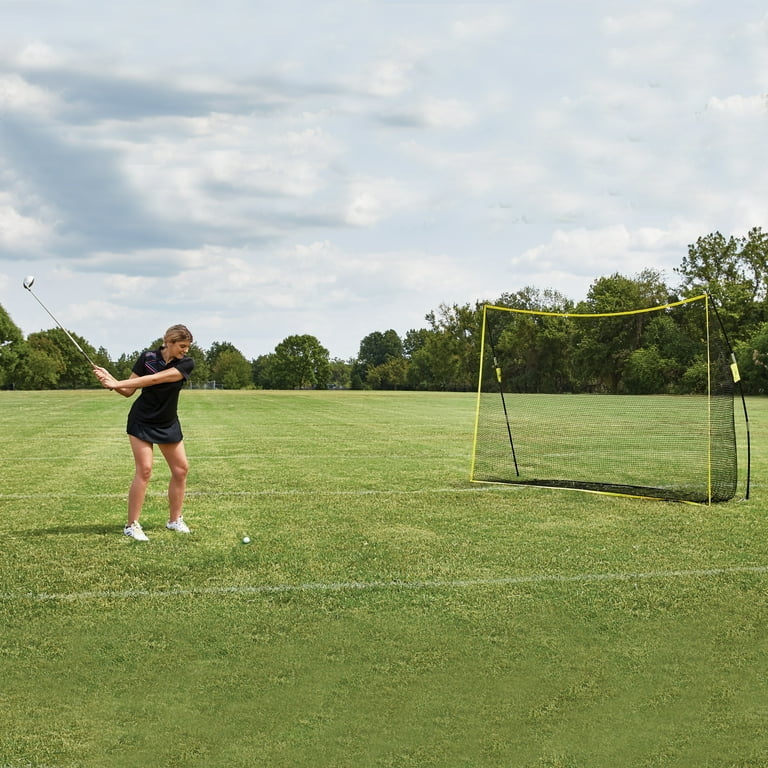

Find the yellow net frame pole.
[
  {"left": 469, "top": 306, "right": 488, "bottom": 481},
  {"left": 706, "top": 294, "right": 712, "bottom": 505}
]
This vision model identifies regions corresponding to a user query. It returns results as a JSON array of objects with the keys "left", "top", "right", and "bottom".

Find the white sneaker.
[
  {"left": 124, "top": 522, "right": 149, "bottom": 541},
  {"left": 166, "top": 517, "right": 190, "bottom": 533}
]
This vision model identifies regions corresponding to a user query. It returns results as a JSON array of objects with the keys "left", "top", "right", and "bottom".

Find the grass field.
[{"left": 0, "top": 389, "right": 766, "bottom": 768}]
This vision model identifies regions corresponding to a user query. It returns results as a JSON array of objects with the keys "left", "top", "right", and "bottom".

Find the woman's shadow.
[{"left": 21, "top": 524, "right": 119, "bottom": 536}]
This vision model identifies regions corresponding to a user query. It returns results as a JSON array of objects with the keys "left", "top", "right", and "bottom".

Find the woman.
[{"left": 94, "top": 324, "right": 195, "bottom": 541}]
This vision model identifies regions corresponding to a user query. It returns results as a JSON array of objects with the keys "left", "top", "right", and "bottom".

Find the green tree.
[
  {"left": 113, "top": 351, "right": 141, "bottom": 382},
  {"left": 252, "top": 354, "right": 271, "bottom": 388},
  {"left": 186, "top": 343, "right": 211, "bottom": 386},
  {"left": 328, "top": 358, "right": 352, "bottom": 389},
  {"left": 252, "top": 353, "right": 276, "bottom": 389},
  {"left": 366, "top": 357, "right": 409, "bottom": 390},
  {"left": 272, "top": 335, "right": 330, "bottom": 389},
  {"left": 734, "top": 321, "right": 768, "bottom": 395},
  {"left": 422, "top": 303, "right": 482, "bottom": 391},
  {"left": 488, "top": 287, "right": 575, "bottom": 393},
  {"left": 212, "top": 347, "right": 252, "bottom": 389},
  {"left": 494, "top": 312, "right": 575, "bottom": 393},
  {"left": 17, "top": 335, "right": 65, "bottom": 389},
  {"left": 676, "top": 228, "right": 768, "bottom": 341},
  {"left": 620, "top": 312, "right": 696, "bottom": 395},
  {"left": 405, "top": 331, "right": 439, "bottom": 390},
  {"left": 0, "top": 306, "right": 25, "bottom": 389},
  {"left": 573, "top": 271, "right": 671, "bottom": 393},
  {"left": 55, "top": 328, "right": 105, "bottom": 387},
  {"left": 206, "top": 341, "right": 241, "bottom": 369},
  {"left": 353, "top": 330, "right": 403, "bottom": 385},
  {"left": 622, "top": 346, "right": 667, "bottom": 394},
  {"left": 496, "top": 286, "right": 574, "bottom": 314},
  {"left": 403, "top": 328, "right": 430, "bottom": 358}
]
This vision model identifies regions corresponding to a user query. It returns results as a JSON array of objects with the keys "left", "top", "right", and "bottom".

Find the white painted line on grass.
[
  {"left": 2, "top": 565, "right": 766, "bottom": 603},
  {"left": 0, "top": 486, "right": 496, "bottom": 500}
]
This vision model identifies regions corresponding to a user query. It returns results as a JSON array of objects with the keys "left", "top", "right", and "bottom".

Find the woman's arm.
[
  {"left": 93, "top": 366, "right": 184, "bottom": 396},
  {"left": 111, "top": 372, "right": 139, "bottom": 398}
]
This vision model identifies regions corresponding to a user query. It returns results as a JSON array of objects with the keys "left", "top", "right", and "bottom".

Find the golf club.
[{"left": 22, "top": 275, "right": 98, "bottom": 367}]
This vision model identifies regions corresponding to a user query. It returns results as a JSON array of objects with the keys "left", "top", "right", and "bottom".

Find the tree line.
[{"left": 2, "top": 227, "right": 768, "bottom": 394}]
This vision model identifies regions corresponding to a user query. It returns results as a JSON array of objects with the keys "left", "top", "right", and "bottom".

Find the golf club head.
[{"left": 23, "top": 275, "right": 35, "bottom": 290}]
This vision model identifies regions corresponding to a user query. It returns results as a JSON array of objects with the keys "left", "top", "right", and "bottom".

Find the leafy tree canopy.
[{"left": 4, "top": 229, "right": 768, "bottom": 393}]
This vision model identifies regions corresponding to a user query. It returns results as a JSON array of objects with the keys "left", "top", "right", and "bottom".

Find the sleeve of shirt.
[
  {"left": 131, "top": 351, "right": 149, "bottom": 376},
  {"left": 177, "top": 356, "right": 195, "bottom": 380}
]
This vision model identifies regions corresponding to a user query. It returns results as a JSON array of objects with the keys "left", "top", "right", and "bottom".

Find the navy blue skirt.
[{"left": 127, "top": 417, "right": 184, "bottom": 444}]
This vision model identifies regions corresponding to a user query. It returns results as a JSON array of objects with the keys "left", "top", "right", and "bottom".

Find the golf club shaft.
[{"left": 27, "top": 289, "right": 97, "bottom": 367}]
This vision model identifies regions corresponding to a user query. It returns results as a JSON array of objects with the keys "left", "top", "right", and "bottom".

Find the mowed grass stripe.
[{"left": 2, "top": 564, "right": 767, "bottom": 603}]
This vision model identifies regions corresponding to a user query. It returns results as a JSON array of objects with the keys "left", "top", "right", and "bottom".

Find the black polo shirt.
[{"left": 129, "top": 349, "right": 195, "bottom": 426}]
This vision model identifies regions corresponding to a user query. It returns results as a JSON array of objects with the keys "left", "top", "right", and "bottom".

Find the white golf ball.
[{"left": 242, "top": 536, "right": 251, "bottom": 544}]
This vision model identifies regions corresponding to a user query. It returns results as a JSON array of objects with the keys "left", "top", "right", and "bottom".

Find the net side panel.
[
  {"left": 472, "top": 301, "right": 737, "bottom": 503},
  {"left": 707, "top": 300, "right": 738, "bottom": 501}
]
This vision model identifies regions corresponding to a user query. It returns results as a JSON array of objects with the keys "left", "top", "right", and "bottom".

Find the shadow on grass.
[{"left": 19, "top": 524, "right": 122, "bottom": 536}]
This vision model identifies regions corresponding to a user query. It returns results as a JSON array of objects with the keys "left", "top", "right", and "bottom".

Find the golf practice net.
[{"left": 471, "top": 295, "right": 747, "bottom": 504}]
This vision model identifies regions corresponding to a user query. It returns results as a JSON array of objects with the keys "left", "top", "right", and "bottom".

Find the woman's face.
[{"left": 165, "top": 339, "right": 191, "bottom": 359}]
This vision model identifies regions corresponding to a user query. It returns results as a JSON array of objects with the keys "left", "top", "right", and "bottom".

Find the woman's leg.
[
  {"left": 158, "top": 440, "right": 189, "bottom": 523},
  {"left": 128, "top": 436, "right": 154, "bottom": 525}
]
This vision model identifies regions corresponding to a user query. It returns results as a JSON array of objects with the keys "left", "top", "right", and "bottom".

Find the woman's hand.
[{"left": 93, "top": 366, "right": 118, "bottom": 390}]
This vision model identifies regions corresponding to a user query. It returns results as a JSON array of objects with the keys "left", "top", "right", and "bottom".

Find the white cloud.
[
  {"left": 513, "top": 224, "right": 697, "bottom": 296},
  {"left": 707, "top": 94, "right": 768, "bottom": 114},
  {"left": 108, "top": 113, "right": 342, "bottom": 231},
  {"left": 420, "top": 98, "right": 475, "bottom": 129},
  {"left": 14, "top": 41, "right": 62, "bottom": 69},
  {"left": 451, "top": 12, "right": 510, "bottom": 42},
  {"left": 0, "top": 201, "right": 52, "bottom": 251},
  {"left": 0, "top": 73, "right": 56, "bottom": 113},
  {"left": 366, "top": 57, "right": 416, "bottom": 97},
  {"left": 343, "top": 177, "right": 417, "bottom": 227},
  {"left": 398, "top": 139, "right": 543, "bottom": 197},
  {"left": 83, "top": 248, "right": 209, "bottom": 274},
  {"left": 601, "top": 10, "right": 677, "bottom": 37}
]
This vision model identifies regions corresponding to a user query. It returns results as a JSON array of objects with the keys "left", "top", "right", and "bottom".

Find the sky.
[{"left": 1, "top": 0, "right": 767, "bottom": 361}]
